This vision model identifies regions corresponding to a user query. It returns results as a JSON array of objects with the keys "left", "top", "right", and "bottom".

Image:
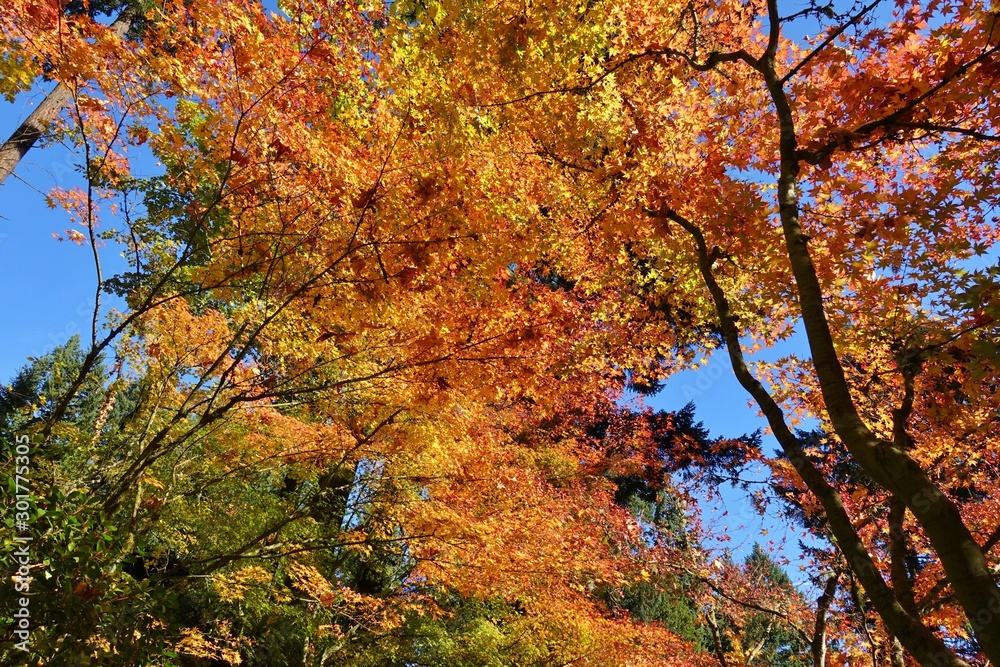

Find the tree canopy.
[{"left": 2, "top": 0, "right": 999, "bottom": 665}]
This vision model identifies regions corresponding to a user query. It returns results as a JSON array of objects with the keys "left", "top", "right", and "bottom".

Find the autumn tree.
[
  {"left": 0, "top": 0, "right": 140, "bottom": 183},
  {"left": 598, "top": 400, "right": 843, "bottom": 666},
  {"left": 383, "top": 0, "right": 1000, "bottom": 664},
  {"left": 0, "top": 1, "right": 728, "bottom": 665},
  {"left": 7, "top": 0, "right": 999, "bottom": 664}
]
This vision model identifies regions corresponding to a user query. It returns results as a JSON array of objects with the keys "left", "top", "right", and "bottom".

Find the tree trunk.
[
  {"left": 706, "top": 606, "right": 731, "bottom": 667},
  {"left": 756, "top": 1, "right": 1000, "bottom": 659},
  {"left": 0, "top": 6, "right": 136, "bottom": 186},
  {"left": 891, "top": 637, "right": 908, "bottom": 667},
  {"left": 665, "top": 206, "right": 970, "bottom": 667},
  {"left": 812, "top": 571, "right": 839, "bottom": 667},
  {"left": 889, "top": 497, "right": 920, "bottom": 619}
]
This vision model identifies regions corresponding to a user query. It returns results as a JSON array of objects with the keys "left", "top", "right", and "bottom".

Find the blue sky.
[
  {"left": 0, "top": 86, "right": 125, "bottom": 378},
  {"left": 649, "top": 342, "right": 822, "bottom": 579}
]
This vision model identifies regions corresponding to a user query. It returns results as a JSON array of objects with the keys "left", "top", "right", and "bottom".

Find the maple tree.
[
  {"left": 2, "top": 0, "right": 1000, "bottom": 665},
  {"left": 382, "top": 0, "right": 1000, "bottom": 664},
  {"left": 0, "top": 1, "right": 732, "bottom": 665}
]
